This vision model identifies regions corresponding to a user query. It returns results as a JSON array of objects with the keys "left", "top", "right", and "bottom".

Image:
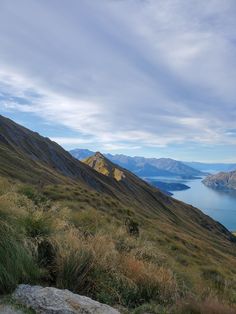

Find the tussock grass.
[
  {"left": 0, "top": 176, "right": 236, "bottom": 313},
  {"left": 0, "top": 221, "right": 40, "bottom": 294}
]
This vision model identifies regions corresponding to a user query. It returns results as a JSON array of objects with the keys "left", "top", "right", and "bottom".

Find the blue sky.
[{"left": 0, "top": 0, "right": 236, "bottom": 162}]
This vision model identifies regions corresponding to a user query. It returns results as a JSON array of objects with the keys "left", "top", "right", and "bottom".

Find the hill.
[
  {"left": 203, "top": 170, "right": 236, "bottom": 190},
  {"left": 1, "top": 115, "right": 236, "bottom": 312}
]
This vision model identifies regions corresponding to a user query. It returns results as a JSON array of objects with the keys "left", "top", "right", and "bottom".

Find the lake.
[{"left": 147, "top": 176, "right": 236, "bottom": 231}]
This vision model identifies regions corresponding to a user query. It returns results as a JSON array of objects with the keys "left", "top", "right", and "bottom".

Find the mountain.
[
  {"left": 184, "top": 161, "right": 236, "bottom": 173},
  {"left": 70, "top": 148, "right": 94, "bottom": 160},
  {"left": 126, "top": 163, "right": 179, "bottom": 177},
  {"left": 105, "top": 154, "right": 205, "bottom": 178},
  {"left": 83, "top": 152, "right": 126, "bottom": 181},
  {"left": 203, "top": 170, "right": 236, "bottom": 190},
  {"left": 146, "top": 157, "right": 205, "bottom": 178},
  {"left": 70, "top": 149, "right": 205, "bottom": 178}
]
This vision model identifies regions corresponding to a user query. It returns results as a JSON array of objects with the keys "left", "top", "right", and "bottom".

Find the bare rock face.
[{"left": 13, "top": 285, "right": 120, "bottom": 314}]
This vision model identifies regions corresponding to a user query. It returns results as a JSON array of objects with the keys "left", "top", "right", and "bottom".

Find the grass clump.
[
  {"left": 22, "top": 210, "right": 54, "bottom": 239},
  {"left": 18, "top": 185, "right": 48, "bottom": 206},
  {"left": 57, "top": 248, "right": 94, "bottom": 292},
  {"left": 0, "top": 221, "right": 40, "bottom": 294}
]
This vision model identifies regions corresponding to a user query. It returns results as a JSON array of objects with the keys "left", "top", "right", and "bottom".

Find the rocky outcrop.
[
  {"left": 83, "top": 152, "right": 126, "bottom": 182},
  {"left": 13, "top": 285, "right": 120, "bottom": 314}
]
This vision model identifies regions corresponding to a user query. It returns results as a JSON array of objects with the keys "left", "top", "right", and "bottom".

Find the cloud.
[{"left": 0, "top": 0, "right": 235, "bottom": 151}]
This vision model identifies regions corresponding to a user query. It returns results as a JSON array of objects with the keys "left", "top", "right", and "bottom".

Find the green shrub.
[
  {"left": 0, "top": 221, "right": 40, "bottom": 294},
  {"left": 125, "top": 218, "right": 139, "bottom": 237},
  {"left": 19, "top": 185, "right": 48, "bottom": 206},
  {"left": 22, "top": 211, "right": 54, "bottom": 239}
]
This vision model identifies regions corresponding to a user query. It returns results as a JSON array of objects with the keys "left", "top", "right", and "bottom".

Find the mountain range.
[{"left": 70, "top": 149, "right": 205, "bottom": 179}]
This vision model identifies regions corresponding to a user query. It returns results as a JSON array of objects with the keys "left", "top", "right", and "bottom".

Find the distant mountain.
[
  {"left": 203, "top": 170, "right": 236, "bottom": 190},
  {"left": 184, "top": 161, "right": 236, "bottom": 173},
  {"left": 105, "top": 154, "right": 205, "bottom": 178},
  {"left": 70, "top": 149, "right": 205, "bottom": 178},
  {"left": 70, "top": 148, "right": 94, "bottom": 160},
  {"left": 145, "top": 157, "right": 205, "bottom": 178},
  {"left": 130, "top": 163, "right": 179, "bottom": 177}
]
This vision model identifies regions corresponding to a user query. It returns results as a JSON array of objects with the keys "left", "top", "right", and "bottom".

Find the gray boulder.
[
  {"left": 0, "top": 305, "right": 24, "bottom": 314},
  {"left": 13, "top": 285, "right": 120, "bottom": 314}
]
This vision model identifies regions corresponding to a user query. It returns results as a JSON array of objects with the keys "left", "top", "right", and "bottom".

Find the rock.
[
  {"left": 0, "top": 305, "right": 24, "bottom": 314},
  {"left": 13, "top": 285, "right": 120, "bottom": 314}
]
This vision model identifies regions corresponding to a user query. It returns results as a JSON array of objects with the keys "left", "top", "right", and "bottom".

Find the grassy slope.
[
  {"left": 0, "top": 115, "right": 236, "bottom": 312},
  {"left": 0, "top": 177, "right": 236, "bottom": 313}
]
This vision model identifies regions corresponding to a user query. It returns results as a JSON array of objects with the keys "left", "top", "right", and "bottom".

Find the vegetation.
[{"left": 0, "top": 177, "right": 236, "bottom": 313}]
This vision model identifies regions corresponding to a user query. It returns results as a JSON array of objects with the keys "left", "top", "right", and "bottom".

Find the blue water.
[{"left": 147, "top": 176, "right": 236, "bottom": 231}]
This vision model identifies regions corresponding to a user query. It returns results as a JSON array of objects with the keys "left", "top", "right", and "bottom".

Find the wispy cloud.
[{"left": 0, "top": 0, "right": 235, "bottom": 156}]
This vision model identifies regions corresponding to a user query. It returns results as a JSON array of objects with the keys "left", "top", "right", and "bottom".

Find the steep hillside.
[
  {"left": 0, "top": 115, "right": 103, "bottom": 185},
  {"left": 203, "top": 170, "right": 236, "bottom": 190},
  {"left": 0, "top": 115, "right": 135, "bottom": 196}
]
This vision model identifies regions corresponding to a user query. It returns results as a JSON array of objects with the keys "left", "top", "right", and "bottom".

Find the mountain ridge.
[{"left": 70, "top": 148, "right": 205, "bottom": 178}]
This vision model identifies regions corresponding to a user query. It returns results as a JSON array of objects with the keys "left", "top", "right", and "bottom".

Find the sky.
[{"left": 0, "top": 0, "right": 236, "bottom": 162}]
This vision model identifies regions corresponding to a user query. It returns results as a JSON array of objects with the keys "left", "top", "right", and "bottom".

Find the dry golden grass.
[{"left": 0, "top": 176, "right": 236, "bottom": 312}]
